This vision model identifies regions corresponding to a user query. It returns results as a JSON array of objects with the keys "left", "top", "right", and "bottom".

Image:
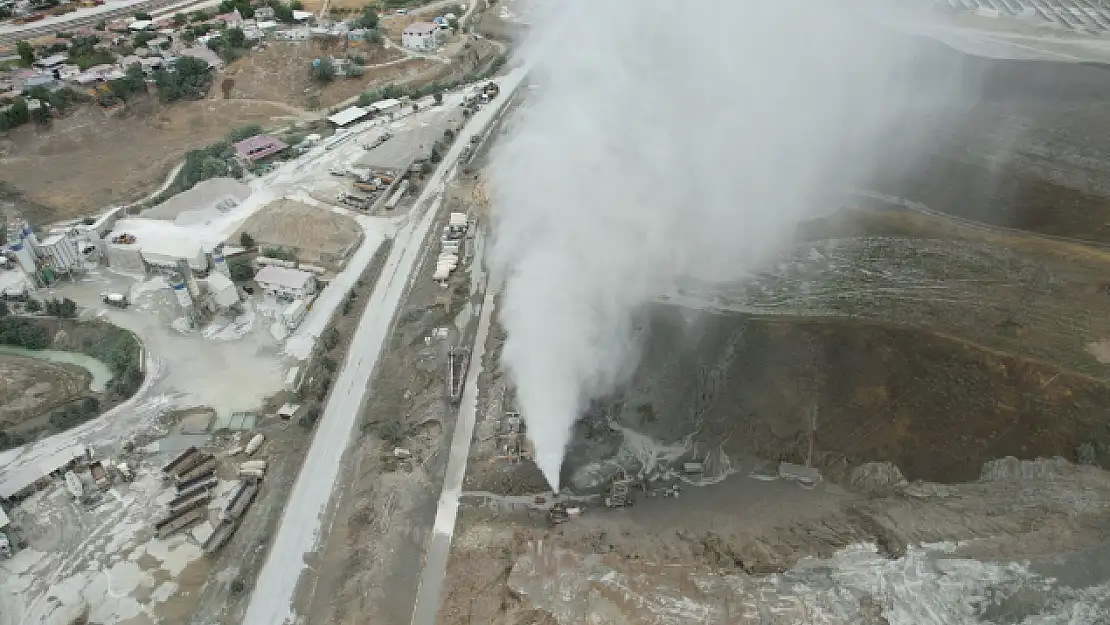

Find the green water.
[{"left": 0, "top": 345, "right": 113, "bottom": 392}]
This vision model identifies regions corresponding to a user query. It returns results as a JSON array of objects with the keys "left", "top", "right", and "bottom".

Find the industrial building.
[
  {"left": 254, "top": 265, "right": 316, "bottom": 300},
  {"left": 232, "top": 135, "right": 289, "bottom": 163},
  {"left": 328, "top": 105, "right": 370, "bottom": 127},
  {"left": 3, "top": 221, "right": 90, "bottom": 287},
  {"left": 0, "top": 444, "right": 90, "bottom": 503},
  {"left": 206, "top": 272, "right": 240, "bottom": 310}
]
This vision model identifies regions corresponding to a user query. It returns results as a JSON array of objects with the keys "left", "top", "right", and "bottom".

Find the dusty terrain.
[
  {"left": 419, "top": 38, "right": 1110, "bottom": 625},
  {"left": 0, "top": 99, "right": 302, "bottom": 224},
  {"left": 217, "top": 40, "right": 408, "bottom": 109},
  {"left": 233, "top": 199, "right": 361, "bottom": 267},
  {"left": 0, "top": 354, "right": 90, "bottom": 431}
]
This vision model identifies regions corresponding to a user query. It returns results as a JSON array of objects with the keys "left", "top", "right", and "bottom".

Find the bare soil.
[
  {"left": 0, "top": 354, "right": 90, "bottom": 431},
  {"left": 0, "top": 98, "right": 300, "bottom": 224},
  {"left": 232, "top": 199, "right": 361, "bottom": 268},
  {"left": 217, "top": 40, "right": 406, "bottom": 109}
]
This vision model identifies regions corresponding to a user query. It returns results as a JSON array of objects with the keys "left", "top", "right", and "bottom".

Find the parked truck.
[{"left": 101, "top": 292, "right": 129, "bottom": 308}]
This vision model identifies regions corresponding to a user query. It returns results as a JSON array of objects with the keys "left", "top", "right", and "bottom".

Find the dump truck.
[
  {"left": 175, "top": 456, "right": 216, "bottom": 484},
  {"left": 155, "top": 507, "right": 206, "bottom": 539},
  {"left": 221, "top": 480, "right": 259, "bottom": 522},
  {"left": 162, "top": 446, "right": 201, "bottom": 475},
  {"left": 102, "top": 292, "right": 129, "bottom": 308}
]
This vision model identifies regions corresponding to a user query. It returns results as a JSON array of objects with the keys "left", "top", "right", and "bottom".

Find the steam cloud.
[{"left": 489, "top": 1, "right": 964, "bottom": 491}]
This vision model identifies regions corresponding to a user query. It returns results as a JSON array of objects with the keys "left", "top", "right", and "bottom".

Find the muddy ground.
[{"left": 0, "top": 354, "right": 90, "bottom": 431}]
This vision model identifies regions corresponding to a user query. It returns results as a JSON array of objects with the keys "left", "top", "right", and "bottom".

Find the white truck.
[{"left": 101, "top": 292, "right": 128, "bottom": 308}]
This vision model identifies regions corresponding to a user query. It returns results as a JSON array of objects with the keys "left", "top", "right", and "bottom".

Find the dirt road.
[
  {"left": 409, "top": 272, "right": 499, "bottom": 625},
  {"left": 240, "top": 66, "right": 527, "bottom": 625}
]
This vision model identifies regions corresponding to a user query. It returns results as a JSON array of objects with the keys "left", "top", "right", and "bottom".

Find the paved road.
[
  {"left": 0, "top": 0, "right": 207, "bottom": 46},
  {"left": 239, "top": 66, "right": 526, "bottom": 625}
]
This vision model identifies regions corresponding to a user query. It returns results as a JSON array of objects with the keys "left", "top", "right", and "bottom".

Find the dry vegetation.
[
  {"left": 0, "top": 98, "right": 301, "bottom": 223},
  {"left": 217, "top": 40, "right": 410, "bottom": 109}
]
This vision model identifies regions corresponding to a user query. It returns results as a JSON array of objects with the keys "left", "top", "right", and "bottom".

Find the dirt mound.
[
  {"left": 233, "top": 199, "right": 361, "bottom": 267},
  {"left": 0, "top": 354, "right": 90, "bottom": 432}
]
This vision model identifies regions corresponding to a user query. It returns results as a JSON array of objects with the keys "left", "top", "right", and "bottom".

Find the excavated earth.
[{"left": 437, "top": 35, "right": 1110, "bottom": 625}]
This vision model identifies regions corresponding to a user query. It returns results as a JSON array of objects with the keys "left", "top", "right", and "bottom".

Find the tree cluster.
[
  {"left": 153, "top": 55, "right": 213, "bottom": 102},
  {"left": 0, "top": 317, "right": 50, "bottom": 349},
  {"left": 44, "top": 297, "right": 78, "bottom": 318},
  {"left": 48, "top": 396, "right": 101, "bottom": 431}
]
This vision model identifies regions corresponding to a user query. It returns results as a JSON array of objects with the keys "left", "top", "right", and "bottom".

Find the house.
[
  {"left": 128, "top": 19, "right": 154, "bottom": 31},
  {"left": 275, "top": 28, "right": 310, "bottom": 41},
  {"left": 292, "top": 9, "right": 313, "bottom": 22},
  {"left": 255, "top": 6, "right": 275, "bottom": 20},
  {"left": 254, "top": 265, "right": 315, "bottom": 299},
  {"left": 20, "top": 73, "right": 56, "bottom": 92},
  {"left": 232, "top": 134, "right": 288, "bottom": 162},
  {"left": 176, "top": 46, "right": 223, "bottom": 69},
  {"left": 33, "top": 52, "right": 68, "bottom": 69},
  {"left": 216, "top": 8, "right": 243, "bottom": 27},
  {"left": 0, "top": 444, "right": 90, "bottom": 502},
  {"left": 402, "top": 22, "right": 439, "bottom": 50},
  {"left": 255, "top": 20, "right": 278, "bottom": 32}
]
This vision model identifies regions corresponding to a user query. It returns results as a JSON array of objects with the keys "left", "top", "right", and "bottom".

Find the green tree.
[
  {"left": 31, "top": 104, "right": 50, "bottom": 125},
  {"left": 228, "top": 257, "right": 255, "bottom": 281},
  {"left": 16, "top": 40, "right": 33, "bottom": 67},
  {"left": 5, "top": 98, "right": 30, "bottom": 127},
  {"left": 272, "top": 3, "right": 293, "bottom": 22},
  {"left": 357, "top": 5, "right": 378, "bottom": 28},
  {"left": 133, "top": 11, "right": 152, "bottom": 20},
  {"left": 109, "top": 63, "right": 146, "bottom": 99},
  {"left": 173, "top": 12, "right": 187, "bottom": 25},
  {"left": 24, "top": 299, "right": 42, "bottom": 314},
  {"left": 433, "top": 92, "right": 443, "bottom": 106},
  {"left": 0, "top": 301, "right": 8, "bottom": 317},
  {"left": 154, "top": 55, "right": 213, "bottom": 102},
  {"left": 224, "top": 26, "right": 246, "bottom": 49},
  {"left": 290, "top": 0, "right": 303, "bottom": 9},
  {"left": 313, "top": 57, "right": 335, "bottom": 83},
  {"left": 239, "top": 231, "right": 256, "bottom": 248},
  {"left": 95, "top": 18, "right": 106, "bottom": 30}
]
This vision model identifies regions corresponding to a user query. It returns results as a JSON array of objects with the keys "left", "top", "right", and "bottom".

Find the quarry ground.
[{"left": 426, "top": 35, "right": 1110, "bottom": 622}]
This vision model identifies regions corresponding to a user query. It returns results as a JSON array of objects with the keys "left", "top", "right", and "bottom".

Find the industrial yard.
[{"left": 0, "top": 56, "right": 521, "bottom": 625}]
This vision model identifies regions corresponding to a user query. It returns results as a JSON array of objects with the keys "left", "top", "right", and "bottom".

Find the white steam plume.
[{"left": 489, "top": 1, "right": 962, "bottom": 491}]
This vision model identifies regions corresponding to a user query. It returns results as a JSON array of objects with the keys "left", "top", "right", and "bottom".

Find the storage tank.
[
  {"left": 20, "top": 224, "right": 40, "bottom": 257},
  {"left": 212, "top": 245, "right": 231, "bottom": 279},
  {"left": 8, "top": 239, "right": 37, "bottom": 275},
  {"left": 170, "top": 272, "right": 195, "bottom": 323}
]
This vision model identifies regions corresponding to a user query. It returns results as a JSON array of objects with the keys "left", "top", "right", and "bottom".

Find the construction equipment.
[
  {"left": 336, "top": 191, "right": 369, "bottom": 210},
  {"left": 353, "top": 181, "right": 382, "bottom": 193},
  {"left": 603, "top": 478, "right": 634, "bottom": 508},
  {"left": 102, "top": 292, "right": 128, "bottom": 308}
]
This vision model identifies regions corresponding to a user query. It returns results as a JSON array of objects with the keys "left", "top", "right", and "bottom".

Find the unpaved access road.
[{"left": 240, "top": 66, "right": 527, "bottom": 625}]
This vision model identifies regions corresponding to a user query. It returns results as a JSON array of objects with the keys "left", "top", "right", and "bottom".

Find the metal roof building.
[{"left": 327, "top": 106, "right": 369, "bottom": 127}]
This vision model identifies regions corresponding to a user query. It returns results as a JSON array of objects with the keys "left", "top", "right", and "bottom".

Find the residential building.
[
  {"left": 255, "top": 6, "right": 275, "bottom": 20},
  {"left": 292, "top": 9, "right": 313, "bottom": 22},
  {"left": 327, "top": 105, "right": 368, "bottom": 127},
  {"left": 216, "top": 8, "right": 243, "bottom": 27},
  {"left": 254, "top": 265, "right": 315, "bottom": 299},
  {"left": 232, "top": 135, "right": 288, "bottom": 162},
  {"left": 402, "top": 22, "right": 440, "bottom": 50},
  {"left": 33, "top": 52, "right": 68, "bottom": 69}
]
